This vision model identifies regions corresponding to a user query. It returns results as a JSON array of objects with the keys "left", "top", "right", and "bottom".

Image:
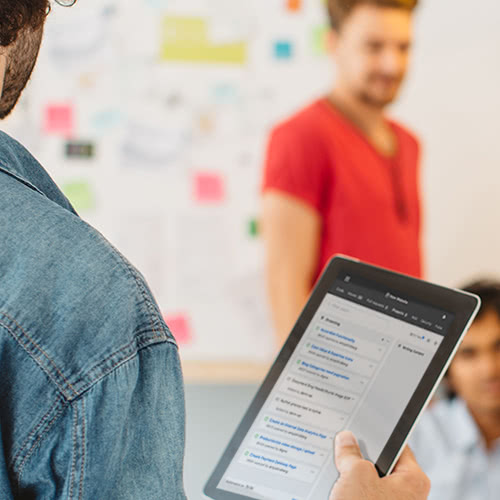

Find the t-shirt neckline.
[{"left": 319, "top": 96, "right": 400, "bottom": 162}]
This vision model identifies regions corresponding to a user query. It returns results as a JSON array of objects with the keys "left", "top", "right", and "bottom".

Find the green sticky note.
[
  {"left": 62, "top": 180, "right": 96, "bottom": 212},
  {"left": 249, "top": 218, "right": 259, "bottom": 237},
  {"left": 312, "top": 25, "right": 329, "bottom": 55}
]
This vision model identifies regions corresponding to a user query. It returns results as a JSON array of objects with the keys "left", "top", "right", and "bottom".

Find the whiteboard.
[{"left": 2, "top": 0, "right": 499, "bottom": 371}]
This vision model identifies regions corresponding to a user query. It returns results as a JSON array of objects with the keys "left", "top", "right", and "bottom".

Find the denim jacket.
[{"left": 0, "top": 131, "right": 187, "bottom": 499}]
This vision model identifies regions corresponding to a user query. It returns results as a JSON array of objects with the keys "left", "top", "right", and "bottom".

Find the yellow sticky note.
[{"left": 161, "top": 16, "right": 247, "bottom": 65}]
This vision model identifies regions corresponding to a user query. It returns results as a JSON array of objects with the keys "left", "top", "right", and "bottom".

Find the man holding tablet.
[
  {"left": 205, "top": 257, "right": 479, "bottom": 500},
  {"left": 0, "top": 3, "right": 436, "bottom": 500},
  {"left": 332, "top": 432, "right": 430, "bottom": 500}
]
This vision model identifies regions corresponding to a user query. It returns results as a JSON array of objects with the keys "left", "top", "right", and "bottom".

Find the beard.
[
  {"left": 0, "top": 25, "right": 44, "bottom": 120},
  {"left": 356, "top": 73, "right": 405, "bottom": 109}
]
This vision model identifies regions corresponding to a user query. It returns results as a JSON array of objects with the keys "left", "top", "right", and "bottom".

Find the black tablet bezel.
[{"left": 204, "top": 256, "right": 480, "bottom": 499}]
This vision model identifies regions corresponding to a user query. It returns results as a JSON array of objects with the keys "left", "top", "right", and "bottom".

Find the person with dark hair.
[
  {"left": 262, "top": 0, "right": 422, "bottom": 345},
  {"left": 0, "top": 2, "right": 186, "bottom": 499},
  {"left": 0, "top": 1, "right": 430, "bottom": 499},
  {"left": 0, "top": 0, "right": 50, "bottom": 118},
  {"left": 410, "top": 280, "right": 500, "bottom": 500}
]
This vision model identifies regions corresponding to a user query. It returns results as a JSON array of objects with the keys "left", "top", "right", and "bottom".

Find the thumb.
[{"left": 334, "top": 431, "right": 364, "bottom": 475}]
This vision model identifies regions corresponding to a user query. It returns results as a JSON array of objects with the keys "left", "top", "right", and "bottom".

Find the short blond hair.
[{"left": 327, "top": 0, "right": 419, "bottom": 30}]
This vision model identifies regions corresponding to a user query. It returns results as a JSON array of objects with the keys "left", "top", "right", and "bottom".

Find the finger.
[
  {"left": 334, "top": 431, "right": 363, "bottom": 475},
  {"left": 391, "top": 446, "right": 420, "bottom": 474},
  {"left": 390, "top": 446, "right": 431, "bottom": 495}
]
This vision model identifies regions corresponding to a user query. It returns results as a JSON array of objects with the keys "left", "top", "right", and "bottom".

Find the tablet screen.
[{"left": 215, "top": 272, "right": 455, "bottom": 500}]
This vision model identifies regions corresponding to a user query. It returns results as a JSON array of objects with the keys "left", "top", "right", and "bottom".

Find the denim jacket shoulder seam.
[
  {"left": 10, "top": 395, "right": 69, "bottom": 489},
  {"left": 9, "top": 338, "right": 177, "bottom": 489},
  {"left": 69, "top": 398, "right": 86, "bottom": 500},
  {"left": 71, "top": 335, "right": 178, "bottom": 399},
  {"left": 0, "top": 224, "right": 176, "bottom": 398},
  {"left": 88, "top": 230, "right": 170, "bottom": 342},
  {"left": 78, "top": 398, "right": 86, "bottom": 500},
  {"left": 0, "top": 314, "right": 77, "bottom": 400},
  {"left": 68, "top": 398, "right": 78, "bottom": 500},
  {"left": 0, "top": 312, "right": 177, "bottom": 402},
  {"left": 10, "top": 396, "right": 66, "bottom": 473}
]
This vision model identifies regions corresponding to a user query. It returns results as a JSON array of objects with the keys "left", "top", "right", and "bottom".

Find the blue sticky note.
[
  {"left": 145, "top": 0, "right": 169, "bottom": 7},
  {"left": 213, "top": 83, "right": 238, "bottom": 103},
  {"left": 274, "top": 40, "right": 293, "bottom": 59}
]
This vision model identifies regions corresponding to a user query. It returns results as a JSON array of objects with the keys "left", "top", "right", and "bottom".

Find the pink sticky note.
[
  {"left": 44, "top": 104, "right": 74, "bottom": 136},
  {"left": 164, "top": 313, "right": 193, "bottom": 346},
  {"left": 194, "top": 172, "right": 226, "bottom": 203}
]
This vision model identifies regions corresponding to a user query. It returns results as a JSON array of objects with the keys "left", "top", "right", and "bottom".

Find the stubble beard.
[
  {"left": 0, "top": 25, "right": 44, "bottom": 120},
  {"left": 357, "top": 86, "right": 400, "bottom": 110}
]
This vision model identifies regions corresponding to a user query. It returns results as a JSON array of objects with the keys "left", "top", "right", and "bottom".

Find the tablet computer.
[{"left": 204, "top": 256, "right": 480, "bottom": 500}]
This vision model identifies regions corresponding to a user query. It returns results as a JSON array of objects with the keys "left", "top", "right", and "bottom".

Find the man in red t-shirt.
[{"left": 262, "top": 0, "right": 422, "bottom": 344}]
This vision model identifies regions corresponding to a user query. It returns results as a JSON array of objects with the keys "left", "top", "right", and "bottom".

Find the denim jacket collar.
[{"left": 0, "top": 130, "right": 76, "bottom": 214}]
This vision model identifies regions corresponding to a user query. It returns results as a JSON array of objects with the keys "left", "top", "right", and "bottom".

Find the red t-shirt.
[{"left": 262, "top": 98, "right": 422, "bottom": 284}]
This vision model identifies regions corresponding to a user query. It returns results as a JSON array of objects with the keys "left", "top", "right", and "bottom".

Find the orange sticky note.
[
  {"left": 164, "top": 314, "right": 193, "bottom": 345},
  {"left": 287, "top": 0, "right": 302, "bottom": 11},
  {"left": 44, "top": 104, "right": 74, "bottom": 136},
  {"left": 194, "top": 172, "right": 226, "bottom": 203}
]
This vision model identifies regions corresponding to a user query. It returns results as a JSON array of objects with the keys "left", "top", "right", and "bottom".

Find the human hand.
[{"left": 329, "top": 431, "right": 430, "bottom": 500}]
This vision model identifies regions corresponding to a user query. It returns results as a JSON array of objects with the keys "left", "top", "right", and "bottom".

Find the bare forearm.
[
  {"left": 267, "top": 274, "right": 311, "bottom": 347},
  {"left": 261, "top": 192, "right": 321, "bottom": 349}
]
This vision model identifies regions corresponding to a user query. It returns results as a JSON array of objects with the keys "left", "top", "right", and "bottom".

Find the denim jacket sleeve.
[
  {"left": 0, "top": 245, "right": 188, "bottom": 500},
  {"left": 0, "top": 148, "right": 188, "bottom": 499},
  {"left": 17, "top": 339, "right": 187, "bottom": 500}
]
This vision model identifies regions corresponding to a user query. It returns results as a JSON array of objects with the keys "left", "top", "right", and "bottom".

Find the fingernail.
[{"left": 335, "top": 431, "right": 357, "bottom": 448}]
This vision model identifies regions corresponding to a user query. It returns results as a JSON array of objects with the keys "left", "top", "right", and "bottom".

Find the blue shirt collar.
[{"left": 451, "top": 398, "right": 482, "bottom": 451}]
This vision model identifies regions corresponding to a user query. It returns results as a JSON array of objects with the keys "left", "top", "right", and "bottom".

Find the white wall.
[
  {"left": 1, "top": 0, "right": 499, "bottom": 364},
  {"left": 392, "top": 0, "right": 500, "bottom": 286}
]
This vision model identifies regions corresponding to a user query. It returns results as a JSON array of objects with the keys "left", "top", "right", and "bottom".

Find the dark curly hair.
[
  {"left": 328, "top": 0, "right": 419, "bottom": 31},
  {"left": 463, "top": 280, "right": 500, "bottom": 322},
  {"left": 445, "top": 279, "right": 500, "bottom": 399},
  {"left": 0, "top": 0, "right": 50, "bottom": 47}
]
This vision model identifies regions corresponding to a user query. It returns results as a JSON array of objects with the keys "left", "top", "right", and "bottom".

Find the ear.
[
  {"left": 0, "top": 53, "right": 6, "bottom": 100},
  {"left": 326, "top": 29, "right": 340, "bottom": 56}
]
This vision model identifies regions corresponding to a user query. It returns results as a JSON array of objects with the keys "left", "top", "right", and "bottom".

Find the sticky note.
[
  {"left": 164, "top": 314, "right": 193, "bottom": 345},
  {"left": 213, "top": 83, "right": 238, "bottom": 103},
  {"left": 274, "top": 40, "right": 293, "bottom": 60},
  {"left": 146, "top": 0, "right": 169, "bottom": 7},
  {"left": 65, "top": 141, "right": 95, "bottom": 159},
  {"left": 61, "top": 180, "right": 96, "bottom": 212},
  {"left": 312, "top": 25, "right": 329, "bottom": 55},
  {"left": 198, "top": 112, "right": 215, "bottom": 134},
  {"left": 161, "top": 17, "right": 247, "bottom": 65},
  {"left": 91, "top": 109, "right": 124, "bottom": 131},
  {"left": 194, "top": 172, "right": 226, "bottom": 203},
  {"left": 287, "top": 0, "right": 302, "bottom": 11},
  {"left": 44, "top": 104, "right": 74, "bottom": 136},
  {"left": 248, "top": 218, "right": 259, "bottom": 237}
]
